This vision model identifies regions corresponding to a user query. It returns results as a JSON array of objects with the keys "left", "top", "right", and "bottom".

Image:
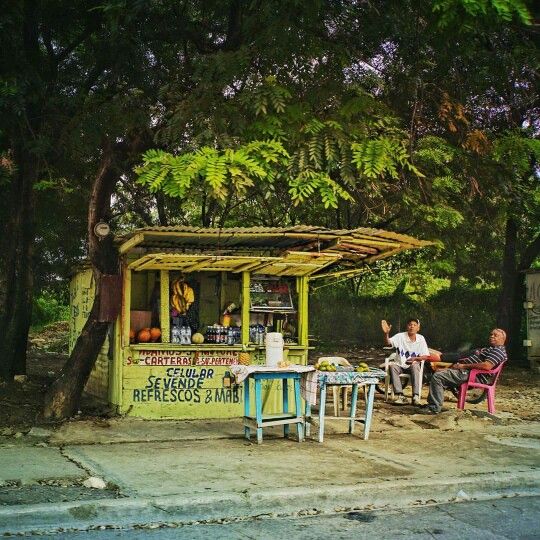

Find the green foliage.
[
  {"left": 288, "top": 170, "right": 353, "bottom": 209},
  {"left": 1, "top": 0, "right": 537, "bottom": 375},
  {"left": 492, "top": 132, "right": 540, "bottom": 176},
  {"left": 136, "top": 140, "right": 290, "bottom": 201},
  {"left": 352, "top": 137, "right": 423, "bottom": 179},
  {"left": 432, "top": 0, "right": 531, "bottom": 27},
  {"left": 241, "top": 76, "right": 292, "bottom": 117},
  {"left": 32, "top": 291, "right": 70, "bottom": 330},
  {"left": 310, "top": 281, "right": 498, "bottom": 350}
]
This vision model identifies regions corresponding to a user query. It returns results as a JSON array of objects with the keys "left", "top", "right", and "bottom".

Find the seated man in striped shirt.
[{"left": 414, "top": 328, "right": 507, "bottom": 415}]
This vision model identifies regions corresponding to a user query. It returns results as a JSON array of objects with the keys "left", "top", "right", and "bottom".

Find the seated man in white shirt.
[{"left": 381, "top": 318, "right": 429, "bottom": 405}]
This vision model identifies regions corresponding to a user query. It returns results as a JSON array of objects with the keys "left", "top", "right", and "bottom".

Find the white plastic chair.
[{"left": 380, "top": 352, "right": 424, "bottom": 402}]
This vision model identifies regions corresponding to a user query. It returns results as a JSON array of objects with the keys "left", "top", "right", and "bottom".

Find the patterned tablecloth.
[
  {"left": 302, "top": 368, "right": 386, "bottom": 406},
  {"left": 230, "top": 365, "right": 385, "bottom": 407}
]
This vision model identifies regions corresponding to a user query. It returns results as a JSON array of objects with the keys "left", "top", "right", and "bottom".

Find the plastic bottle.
[
  {"left": 171, "top": 325, "right": 180, "bottom": 344},
  {"left": 185, "top": 325, "right": 192, "bottom": 344},
  {"left": 179, "top": 326, "right": 185, "bottom": 345},
  {"left": 257, "top": 324, "right": 264, "bottom": 345}
]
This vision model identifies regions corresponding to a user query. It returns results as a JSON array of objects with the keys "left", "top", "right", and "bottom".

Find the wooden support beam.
[
  {"left": 297, "top": 276, "right": 309, "bottom": 347},
  {"left": 241, "top": 272, "right": 250, "bottom": 345},
  {"left": 119, "top": 233, "right": 145, "bottom": 254},
  {"left": 232, "top": 260, "right": 269, "bottom": 273},
  {"left": 336, "top": 242, "right": 378, "bottom": 254},
  {"left": 160, "top": 270, "right": 170, "bottom": 343},
  {"left": 122, "top": 265, "right": 131, "bottom": 347},
  {"left": 182, "top": 258, "right": 213, "bottom": 272}
]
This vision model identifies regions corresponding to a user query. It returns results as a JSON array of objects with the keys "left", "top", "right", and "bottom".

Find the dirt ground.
[
  {"left": 310, "top": 344, "right": 540, "bottom": 422},
  {"left": 1, "top": 323, "right": 539, "bottom": 431}
]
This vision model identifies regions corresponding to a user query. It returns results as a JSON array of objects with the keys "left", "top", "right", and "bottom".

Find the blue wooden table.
[
  {"left": 243, "top": 370, "right": 305, "bottom": 444},
  {"left": 304, "top": 368, "right": 385, "bottom": 443}
]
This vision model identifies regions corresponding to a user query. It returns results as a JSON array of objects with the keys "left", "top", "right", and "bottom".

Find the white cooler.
[{"left": 265, "top": 332, "right": 284, "bottom": 367}]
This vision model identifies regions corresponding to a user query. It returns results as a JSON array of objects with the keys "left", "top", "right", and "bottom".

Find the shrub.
[
  {"left": 32, "top": 290, "right": 70, "bottom": 329},
  {"left": 310, "top": 283, "right": 498, "bottom": 351}
]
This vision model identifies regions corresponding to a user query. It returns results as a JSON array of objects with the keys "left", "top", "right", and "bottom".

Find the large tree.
[
  {"left": 0, "top": 1, "right": 157, "bottom": 380},
  {"left": 3, "top": 0, "right": 334, "bottom": 382},
  {"left": 41, "top": 0, "right": 367, "bottom": 418}
]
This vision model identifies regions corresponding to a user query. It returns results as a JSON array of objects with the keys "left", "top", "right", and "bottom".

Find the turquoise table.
[
  {"left": 304, "top": 368, "right": 386, "bottom": 443},
  {"left": 242, "top": 370, "right": 305, "bottom": 444}
]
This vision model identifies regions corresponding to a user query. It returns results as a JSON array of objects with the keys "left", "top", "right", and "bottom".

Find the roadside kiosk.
[{"left": 70, "top": 226, "right": 430, "bottom": 419}]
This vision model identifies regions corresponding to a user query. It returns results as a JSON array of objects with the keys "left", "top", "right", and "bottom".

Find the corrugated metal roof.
[
  {"left": 117, "top": 225, "right": 432, "bottom": 272},
  {"left": 127, "top": 251, "right": 342, "bottom": 277}
]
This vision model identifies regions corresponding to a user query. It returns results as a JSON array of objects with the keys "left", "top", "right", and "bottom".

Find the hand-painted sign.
[
  {"left": 126, "top": 349, "right": 239, "bottom": 366},
  {"left": 126, "top": 350, "right": 193, "bottom": 366},
  {"left": 131, "top": 366, "right": 242, "bottom": 404},
  {"left": 195, "top": 350, "right": 239, "bottom": 366}
]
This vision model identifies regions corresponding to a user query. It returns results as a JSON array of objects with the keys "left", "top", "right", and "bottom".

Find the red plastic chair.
[{"left": 457, "top": 361, "right": 506, "bottom": 414}]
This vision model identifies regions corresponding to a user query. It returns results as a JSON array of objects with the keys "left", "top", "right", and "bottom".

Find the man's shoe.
[
  {"left": 393, "top": 395, "right": 408, "bottom": 405},
  {"left": 418, "top": 406, "right": 439, "bottom": 415},
  {"left": 412, "top": 395, "right": 422, "bottom": 406}
]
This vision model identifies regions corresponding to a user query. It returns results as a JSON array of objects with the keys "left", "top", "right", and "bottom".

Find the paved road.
[{"left": 42, "top": 496, "right": 540, "bottom": 539}]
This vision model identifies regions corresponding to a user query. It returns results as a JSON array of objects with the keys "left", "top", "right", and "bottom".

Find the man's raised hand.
[{"left": 381, "top": 319, "right": 392, "bottom": 334}]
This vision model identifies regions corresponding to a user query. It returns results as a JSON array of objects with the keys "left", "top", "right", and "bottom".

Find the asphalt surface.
[{"left": 30, "top": 495, "right": 540, "bottom": 539}]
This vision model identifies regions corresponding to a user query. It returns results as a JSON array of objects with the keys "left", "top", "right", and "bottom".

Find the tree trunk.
[
  {"left": 0, "top": 150, "right": 38, "bottom": 380},
  {"left": 43, "top": 148, "right": 119, "bottom": 419},
  {"left": 497, "top": 217, "right": 517, "bottom": 330},
  {"left": 156, "top": 192, "right": 169, "bottom": 226},
  {"left": 496, "top": 217, "right": 522, "bottom": 362}
]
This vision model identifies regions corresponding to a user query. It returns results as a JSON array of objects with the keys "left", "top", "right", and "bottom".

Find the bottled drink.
[
  {"left": 171, "top": 325, "right": 181, "bottom": 344},
  {"left": 179, "top": 326, "right": 186, "bottom": 345},
  {"left": 185, "top": 325, "right": 192, "bottom": 344}
]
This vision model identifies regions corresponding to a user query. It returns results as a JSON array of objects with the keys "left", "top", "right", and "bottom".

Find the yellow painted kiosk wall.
[
  {"left": 121, "top": 348, "right": 244, "bottom": 418},
  {"left": 69, "top": 269, "right": 112, "bottom": 402},
  {"left": 119, "top": 346, "right": 308, "bottom": 419}
]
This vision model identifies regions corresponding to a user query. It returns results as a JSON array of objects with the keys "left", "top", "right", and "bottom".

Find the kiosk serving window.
[
  {"left": 128, "top": 269, "right": 298, "bottom": 346},
  {"left": 249, "top": 276, "right": 298, "bottom": 344},
  {"left": 129, "top": 271, "right": 159, "bottom": 341},
  {"left": 250, "top": 278, "right": 295, "bottom": 312}
]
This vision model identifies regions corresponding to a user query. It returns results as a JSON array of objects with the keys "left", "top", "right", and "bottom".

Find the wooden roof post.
[
  {"left": 297, "top": 276, "right": 309, "bottom": 346},
  {"left": 241, "top": 271, "right": 250, "bottom": 345},
  {"left": 122, "top": 265, "right": 131, "bottom": 347},
  {"left": 160, "top": 270, "right": 170, "bottom": 343}
]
